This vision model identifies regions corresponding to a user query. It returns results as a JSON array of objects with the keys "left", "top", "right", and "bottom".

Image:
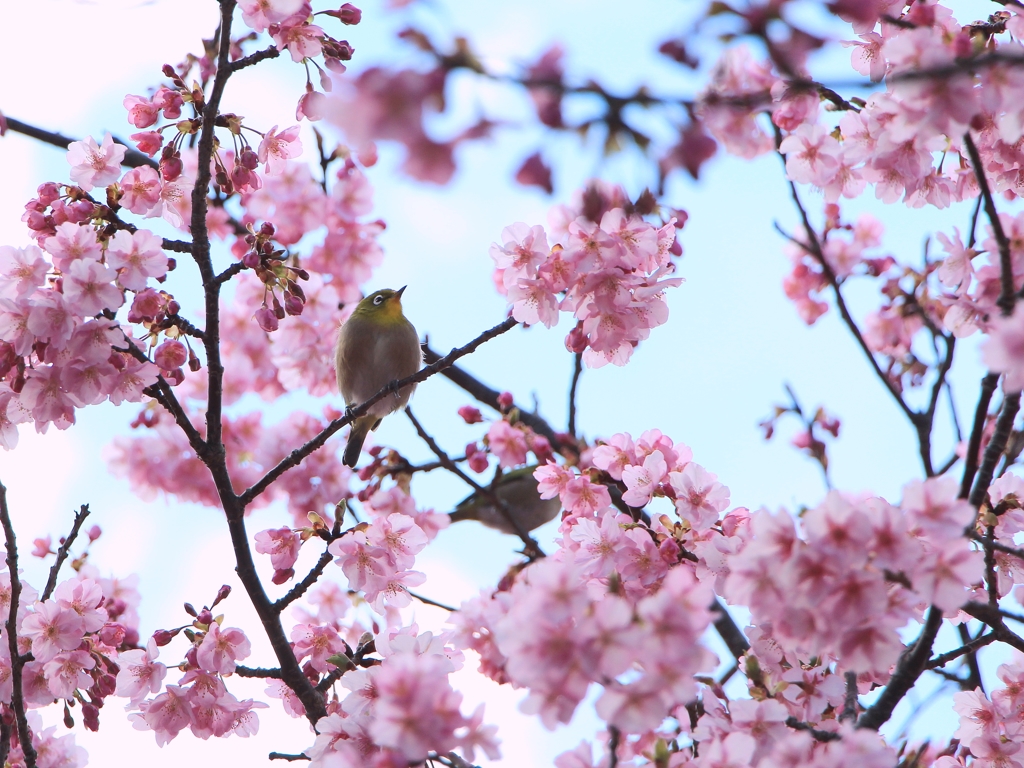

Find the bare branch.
[
  {"left": 969, "top": 393, "right": 1021, "bottom": 508},
  {"left": 857, "top": 607, "right": 942, "bottom": 730},
  {"left": 2, "top": 116, "right": 157, "bottom": 170},
  {"left": 963, "top": 132, "right": 1015, "bottom": 315},
  {"left": 568, "top": 352, "right": 583, "bottom": 437},
  {"left": 41, "top": 504, "right": 91, "bottom": 601},
  {"left": 0, "top": 482, "right": 37, "bottom": 768},
  {"left": 405, "top": 407, "right": 544, "bottom": 558},
  {"left": 961, "top": 374, "right": 1000, "bottom": 498}
]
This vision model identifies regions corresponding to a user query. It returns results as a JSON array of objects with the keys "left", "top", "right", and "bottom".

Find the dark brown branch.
[
  {"left": 963, "top": 132, "right": 1015, "bottom": 315},
  {"left": 268, "top": 753, "right": 310, "bottom": 762},
  {"left": 229, "top": 44, "right": 281, "bottom": 72},
  {"left": 568, "top": 352, "right": 583, "bottom": 437},
  {"left": 3, "top": 116, "right": 158, "bottom": 170},
  {"left": 214, "top": 260, "right": 246, "bottom": 285},
  {"left": 710, "top": 598, "right": 750, "bottom": 661},
  {"left": 408, "top": 590, "right": 457, "bottom": 612},
  {"left": 969, "top": 393, "right": 1021, "bottom": 508},
  {"left": 959, "top": 623, "right": 985, "bottom": 692},
  {"left": 274, "top": 549, "right": 333, "bottom": 613},
  {"left": 961, "top": 374, "right": 1000, "bottom": 498},
  {"left": 0, "top": 482, "right": 37, "bottom": 768},
  {"left": 928, "top": 627, "right": 993, "bottom": 680},
  {"left": 421, "top": 343, "right": 575, "bottom": 456},
  {"left": 969, "top": 531, "right": 1024, "bottom": 561},
  {"left": 240, "top": 317, "right": 519, "bottom": 506},
  {"left": 771, "top": 151, "right": 920, "bottom": 430},
  {"left": 405, "top": 407, "right": 544, "bottom": 559},
  {"left": 41, "top": 504, "right": 91, "bottom": 601},
  {"left": 162, "top": 239, "right": 194, "bottom": 254},
  {"left": 785, "top": 716, "right": 841, "bottom": 742},
  {"left": 857, "top": 606, "right": 942, "bottom": 730},
  {"left": 607, "top": 725, "right": 621, "bottom": 768},
  {"left": 236, "top": 665, "right": 284, "bottom": 679}
]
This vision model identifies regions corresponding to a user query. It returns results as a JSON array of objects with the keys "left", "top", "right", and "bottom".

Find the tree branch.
[
  {"left": 963, "top": 131, "right": 1015, "bottom": 314},
  {"left": 969, "top": 392, "right": 1021, "bottom": 509},
  {"left": 568, "top": 352, "right": 583, "bottom": 437},
  {"left": 857, "top": 606, "right": 943, "bottom": 730},
  {"left": 421, "top": 342, "right": 575, "bottom": 456},
  {"left": 2, "top": 116, "right": 158, "bottom": 170},
  {"left": 0, "top": 482, "right": 37, "bottom": 768},
  {"left": 41, "top": 504, "right": 90, "bottom": 601},
  {"left": 405, "top": 407, "right": 544, "bottom": 558},
  {"left": 961, "top": 373, "right": 1000, "bottom": 498}
]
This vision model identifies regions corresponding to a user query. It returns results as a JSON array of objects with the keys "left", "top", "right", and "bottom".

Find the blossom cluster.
[
  {"left": 726, "top": 476, "right": 982, "bottom": 675},
  {"left": 0, "top": 205, "right": 166, "bottom": 446},
  {"left": 946, "top": 656, "right": 1024, "bottom": 768},
  {"left": 306, "top": 626, "right": 498, "bottom": 766},
  {"left": 491, "top": 185, "right": 684, "bottom": 367}
]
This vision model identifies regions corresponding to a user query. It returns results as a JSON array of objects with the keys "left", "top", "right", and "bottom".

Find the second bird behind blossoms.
[{"left": 334, "top": 287, "right": 422, "bottom": 468}]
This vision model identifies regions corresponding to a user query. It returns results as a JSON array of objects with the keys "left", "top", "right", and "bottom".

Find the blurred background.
[{"left": 0, "top": 0, "right": 1009, "bottom": 763}]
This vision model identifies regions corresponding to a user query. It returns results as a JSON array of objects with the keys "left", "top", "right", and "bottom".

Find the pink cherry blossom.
[
  {"left": 63, "top": 259, "right": 123, "bottom": 316},
  {"left": 197, "top": 624, "right": 251, "bottom": 674},
  {"left": 66, "top": 134, "right": 126, "bottom": 191},
  {"left": 106, "top": 229, "right": 168, "bottom": 291}
]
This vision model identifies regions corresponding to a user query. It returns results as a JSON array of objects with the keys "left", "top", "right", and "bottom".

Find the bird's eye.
[{"left": 373, "top": 294, "right": 385, "bottom": 306}]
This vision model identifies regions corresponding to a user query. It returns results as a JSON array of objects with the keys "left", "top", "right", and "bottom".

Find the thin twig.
[
  {"left": 969, "top": 532, "right": 1024, "bottom": 562},
  {"left": 929, "top": 632, "right": 996, "bottom": 672},
  {"left": 3, "top": 116, "right": 158, "bottom": 170},
  {"left": 0, "top": 482, "right": 37, "bottom": 768},
  {"left": 268, "top": 753, "right": 310, "bottom": 762},
  {"left": 236, "top": 665, "right": 284, "bottom": 679},
  {"left": 230, "top": 45, "right": 281, "bottom": 72},
  {"left": 41, "top": 504, "right": 91, "bottom": 601},
  {"left": 969, "top": 393, "right": 1021, "bottom": 509},
  {"left": 405, "top": 407, "right": 544, "bottom": 558},
  {"left": 421, "top": 343, "right": 574, "bottom": 456},
  {"left": 408, "top": 590, "right": 457, "bottom": 612},
  {"left": 961, "top": 374, "right": 1000, "bottom": 498},
  {"left": 274, "top": 550, "right": 334, "bottom": 614},
  {"left": 963, "top": 132, "right": 1015, "bottom": 314},
  {"left": 239, "top": 317, "right": 519, "bottom": 506},
  {"left": 568, "top": 352, "right": 583, "bottom": 437},
  {"left": 607, "top": 725, "right": 621, "bottom": 768},
  {"left": 785, "top": 716, "right": 842, "bottom": 742}
]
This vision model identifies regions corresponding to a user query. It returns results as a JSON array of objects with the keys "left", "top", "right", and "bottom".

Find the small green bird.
[
  {"left": 450, "top": 466, "right": 562, "bottom": 535},
  {"left": 335, "top": 286, "right": 422, "bottom": 468}
]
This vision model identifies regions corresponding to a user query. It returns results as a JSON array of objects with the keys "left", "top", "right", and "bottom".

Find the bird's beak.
[{"left": 395, "top": 285, "right": 407, "bottom": 299}]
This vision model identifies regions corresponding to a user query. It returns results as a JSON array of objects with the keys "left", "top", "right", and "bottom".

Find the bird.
[
  {"left": 449, "top": 466, "right": 562, "bottom": 535},
  {"left": 335, "top": 286, "right": 422, "bottom": 468}
]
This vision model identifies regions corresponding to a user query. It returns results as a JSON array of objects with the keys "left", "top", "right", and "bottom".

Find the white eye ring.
[{"left": 373, "top": 294, "right": 385, "bottom": 306}]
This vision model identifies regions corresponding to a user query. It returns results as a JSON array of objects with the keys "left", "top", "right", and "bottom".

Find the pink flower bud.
[
  {"left": 338, "top": 3, "right": 361, "bottom": 23},
  {"left": 284, "top": 293, "right": 304, "bottom": 316},
  {"left": 154, "top": 340, "right": 188, "bottom": 371},
  {"left": 565, "top": 324, "right": 588, "bottom": 353},
  {"left": 497, "top": 391, "right": 514, "bottom": 409},
  {"left": 37, "top": 182, "right": 61, "bottom": 205},
  {"left": 196, "top": 609, "right": 213, "bottom": 625},
  {"left": 83, "top": 703, "right": 100, "bottom": 732},
  {"left": 160, "top": 154, "right": 183, "bottom": 182},
  {"left": 96, "top": 672, "right": 117, "bottom": 697},
  {"left": 242, "top": 250, "right": 261, "bottom": 268},
  {"left": 153, "top": 629, "right": 178, "bottom": 646},
  {"left": 87, "top": 525, "right": 102, "bottom": 541},
  {"left": 514, "top": 152, "right": 553, "bottom": 194},
  {"left": 214, "top": 584, "right": 231, "bottom": 605},
  {"left": 458, "top": 405, "right": 483, "bottom": 424},
  {"left": 255, "top": 306, "right": 279, "bottom": 332}
]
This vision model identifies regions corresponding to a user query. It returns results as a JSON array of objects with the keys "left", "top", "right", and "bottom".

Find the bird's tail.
[{"left": 343, "top": 415, "right": 377, "bottom": 468}]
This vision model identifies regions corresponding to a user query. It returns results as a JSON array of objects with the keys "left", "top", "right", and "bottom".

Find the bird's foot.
[{"left": 344, "top": 405, "right": 357, "bottom": 421}]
